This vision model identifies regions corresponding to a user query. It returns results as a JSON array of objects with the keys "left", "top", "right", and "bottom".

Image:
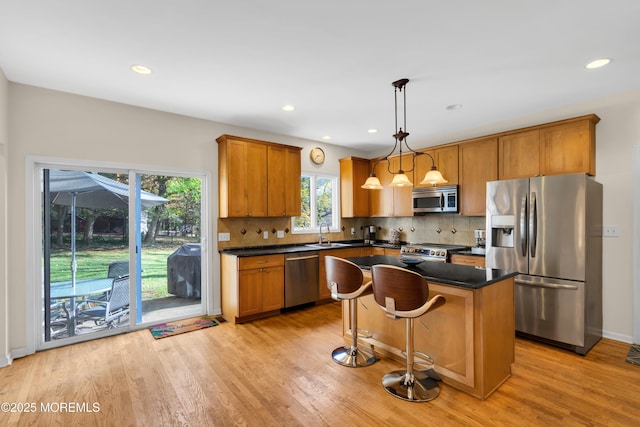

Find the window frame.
[{"left": 291, "top": 172, "right": 340, "bottom": 234}]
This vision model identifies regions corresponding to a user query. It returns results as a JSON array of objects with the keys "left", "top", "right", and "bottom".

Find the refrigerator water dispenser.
[{"left": 490, "top": 215, "right": 515, "bottom": 248}]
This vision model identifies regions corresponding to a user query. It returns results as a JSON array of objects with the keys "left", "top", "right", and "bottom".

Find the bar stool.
[
  {"left": 325, "top": 256, "right": 377, "bottom": 367},
  {"left": 371, "top": 264, "right": 446, "bottom": 402}
]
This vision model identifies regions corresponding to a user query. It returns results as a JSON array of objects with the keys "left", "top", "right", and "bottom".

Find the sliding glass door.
[{"left": 41, "top": 166, "right": 205, "bottom": 346}]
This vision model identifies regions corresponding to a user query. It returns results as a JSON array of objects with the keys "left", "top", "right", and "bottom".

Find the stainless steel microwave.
[{"left": 412, "top": 185, "right": 458, "bottom": 214}]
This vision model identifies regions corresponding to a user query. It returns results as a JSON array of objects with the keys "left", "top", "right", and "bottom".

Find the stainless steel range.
[{"left": 400, "top": 243, "right": 469, "bottom": 263}]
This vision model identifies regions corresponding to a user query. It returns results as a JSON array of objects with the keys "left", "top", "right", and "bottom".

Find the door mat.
[
  {"left": 626, "top": 344, "right": 640, "bottom": 365},
  {"left": 149, "top": 315, "right": 219, "bottom": 339}
]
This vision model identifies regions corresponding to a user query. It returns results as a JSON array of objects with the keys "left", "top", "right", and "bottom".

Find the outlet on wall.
[
  {"left": 263, "top": 231, "right": 269, "bottom": 239},
  {"left": 218, "top": 232, "right": 230, "bottom": 241},
  {"left": 603, "top": 225, "right": 620, "bottom": 237}
]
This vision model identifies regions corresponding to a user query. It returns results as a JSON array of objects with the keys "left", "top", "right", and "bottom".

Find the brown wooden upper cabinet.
[
  {"left": 498, "top": 130, "right": 541, "bottom": 179},
  {"left": 267, "top": 145, "right": 302, "bottom": 216},
  {"left": 414, "top": 145, "right": 459, "bottom": 188},
  {"left": 217, "top": 135, "right": 302, "bottom": 218},
  {"left": 540, "top": 115, "right": 598, "bottom": 176},
  {"left": 498, "top": 115, "right": 599, "bottom": 180},
  {"left": 339, "top": 157, "right": 370, "bottom": 217},
  {"left": 459, "top": 137, "right": 498, "bottom": 216},
  {"left": 368, "top": 156, "right": 413, "bottom": 217}
]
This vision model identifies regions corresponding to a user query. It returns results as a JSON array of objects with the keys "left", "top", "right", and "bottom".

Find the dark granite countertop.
[
  {"left": 220, "top": 241, "right": 398, "bottom": 257},
  {"left": 348, "top": 255, "right": 516, "bottom": 289}
]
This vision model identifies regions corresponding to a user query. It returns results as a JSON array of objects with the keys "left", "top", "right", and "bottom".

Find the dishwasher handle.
[{"left": 285, "top": 254, "right": 320, "bottom": 262}]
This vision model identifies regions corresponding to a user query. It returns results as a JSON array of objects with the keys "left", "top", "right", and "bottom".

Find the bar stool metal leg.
[
  {"left": 381, "top": 318, "right": 440, "bottom": 402},
  {"left": 332, "top": 298, "right": 377, "bottom": 367}
]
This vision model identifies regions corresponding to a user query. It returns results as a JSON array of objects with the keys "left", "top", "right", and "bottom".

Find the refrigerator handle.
[
  {"left": 530, "top": 192, "right": 537, "bottom": 257},
  {"left": 519, "top": 195, "right": 528, "bottom": 257}
]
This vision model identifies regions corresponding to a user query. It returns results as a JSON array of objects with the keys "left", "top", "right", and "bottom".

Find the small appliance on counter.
[
  {"left": 388, "top": 228, "right": 400, "bottom": 245},
  {"left": 364, "top": 225, "right": 376, "bottom": 245},
  {"left": 472, "top": 229, "right": 486, "bottom": 255}
]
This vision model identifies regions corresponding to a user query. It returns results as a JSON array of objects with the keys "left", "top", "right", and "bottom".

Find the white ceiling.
[{"left": 1, "top": 0, "right": 639, "bottom": 152}]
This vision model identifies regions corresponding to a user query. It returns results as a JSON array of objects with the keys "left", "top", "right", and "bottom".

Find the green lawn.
[{"left": 49, "top": 241, "right": 193, "bottom": 299}]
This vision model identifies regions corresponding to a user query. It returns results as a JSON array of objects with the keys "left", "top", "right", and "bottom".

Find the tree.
[{"left": 143, "top": 175, "right": 170, "bottom": 244}]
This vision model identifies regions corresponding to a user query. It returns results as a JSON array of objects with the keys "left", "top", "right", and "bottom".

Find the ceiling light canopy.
[
  {"left": 281, "top": 105, "right": 295, "bottom": 112},
  {"left": 131, "top": 64, "right": 152, "bottom": 75},
  {"left": 361, "top": 78, "right": 447, "bottom": 189},
  {"left": 586, "top": 58, "right": 611, "bottom": 69}
]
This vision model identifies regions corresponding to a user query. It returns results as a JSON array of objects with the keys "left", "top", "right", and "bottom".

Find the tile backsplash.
[{"left": 217, "top": 214, "right": 485, "bottom": 250}]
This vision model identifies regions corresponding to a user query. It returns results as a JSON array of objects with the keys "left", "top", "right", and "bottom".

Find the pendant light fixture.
[{"left": 361, "top": 78, "right": 447, "bottom": 189}]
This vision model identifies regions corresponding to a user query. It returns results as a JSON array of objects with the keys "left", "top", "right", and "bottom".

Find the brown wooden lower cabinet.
[
  {"left": 345, "top": 275, "right": 515, "bottom": 400},
  {"left": 221, "top": 254, "right": 284, "bottom": 324},
  {"left": 450, "top": 254, "right": 485, "bottom": 267}
]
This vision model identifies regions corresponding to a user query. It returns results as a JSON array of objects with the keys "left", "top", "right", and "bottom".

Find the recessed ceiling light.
[
  {"left": 368, "top": 129, "right": 378, "bottom": 134},
  {"left": 586, "top": 58, "right": 611, "bottom": 69},
  {"left": 322, "top": 135, "right": 332, "bottom": 140},
  {"left": 131, "top": 64, "right": 152, "bottom": 75},
  {"left": 446, "top": 104, "right": 463, "bottom": 110},
  {"left": 282, "top": 105, "right": 295, "bottom": 112}
]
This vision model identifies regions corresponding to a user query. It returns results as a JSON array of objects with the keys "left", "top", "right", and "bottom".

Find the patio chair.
[
  {"left": 49, "top": 300, "right": 69, "bottom": 338},
  {"left": 107, "top": 260, "right": 129, "bottom": 278},
  {"left": 77, "top": 275, "right": 130, "bottom": 329}
]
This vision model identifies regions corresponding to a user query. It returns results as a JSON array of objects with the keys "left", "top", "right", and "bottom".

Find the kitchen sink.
[{"left": 304, "top": 242, "right": 352, "bottom": 248}]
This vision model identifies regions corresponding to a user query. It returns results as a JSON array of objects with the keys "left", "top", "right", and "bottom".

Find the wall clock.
[{"left": 310, "top": 147, "right": 325, "bottom": 165}]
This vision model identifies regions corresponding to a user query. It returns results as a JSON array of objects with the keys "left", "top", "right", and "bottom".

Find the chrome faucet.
[{"left": 318, "top": 222, "right": 329, "bottom": 244}]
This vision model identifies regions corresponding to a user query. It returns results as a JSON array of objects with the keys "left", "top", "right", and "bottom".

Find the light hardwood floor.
[{"left": 1, "top": 302, "right": 639, "bottom": 426}]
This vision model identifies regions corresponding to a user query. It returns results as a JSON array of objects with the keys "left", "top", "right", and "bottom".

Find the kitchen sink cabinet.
[
  {"left": 217, "top": 134, "right": 301, "bottom": 218},
  {"left": 368, "top": 156, "right": 413, "bottom": 217},
  {"left": 318, "top": 247, "right": 371, "bottom": 301},
  {"left": 459, "top": 137, "right": 498, "bottom": 216},
  {"left": 221, "top": 253, "right": 284, "bottom": 323},
  {"left": 450, "top": 253, "right": 485, "bottom": 267},
  {"left": 339, "top": 157, "right": 370, "bottom": 217},
  {"left": 415, "top": 145, "right": 459, "bottom": 188}
]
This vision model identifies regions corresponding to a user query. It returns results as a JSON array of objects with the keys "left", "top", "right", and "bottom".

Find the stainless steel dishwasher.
[{"left": 284, "top": 252, "right": 319, "bottom": 308}]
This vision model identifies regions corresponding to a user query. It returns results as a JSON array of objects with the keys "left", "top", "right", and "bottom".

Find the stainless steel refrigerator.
[{"left": 485, "top": 173, "right": 602, "bottom": 355}]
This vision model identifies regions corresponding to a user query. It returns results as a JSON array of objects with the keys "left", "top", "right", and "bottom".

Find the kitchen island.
[{"left": 345, "top": 255, "right": 517, "bottom": 400}]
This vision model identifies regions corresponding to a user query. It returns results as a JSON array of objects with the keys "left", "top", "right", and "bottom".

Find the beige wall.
[
  {"left": 6, "top": 83, "right": 367, "bottom": 360},
  {"left": 0, "top": 68, "right": 9, "bottom": 365},
  {"left": 4, "top": 80, "right": 640, "bottom": 363}
]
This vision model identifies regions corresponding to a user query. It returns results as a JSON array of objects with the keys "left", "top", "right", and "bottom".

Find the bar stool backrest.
[
  {"left": 371, "top": 265, "right": 430, "bottom": 314},
  {"left": 325, "top": 256, "right": 365, "bottom": 295}
]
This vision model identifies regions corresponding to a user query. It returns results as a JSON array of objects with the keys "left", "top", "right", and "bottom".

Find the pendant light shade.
[
  {"left": 420, "top": 168, "right": 448, "bottom": 186},
  {"left": 362, "top": 78, "right": 447, "bottom": 190},
  {"left": 390, "top": 172, "right": 412, "bottom": 187},
  {"left": 361, "top": 175, "right": 384, "bottom": 190}
]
